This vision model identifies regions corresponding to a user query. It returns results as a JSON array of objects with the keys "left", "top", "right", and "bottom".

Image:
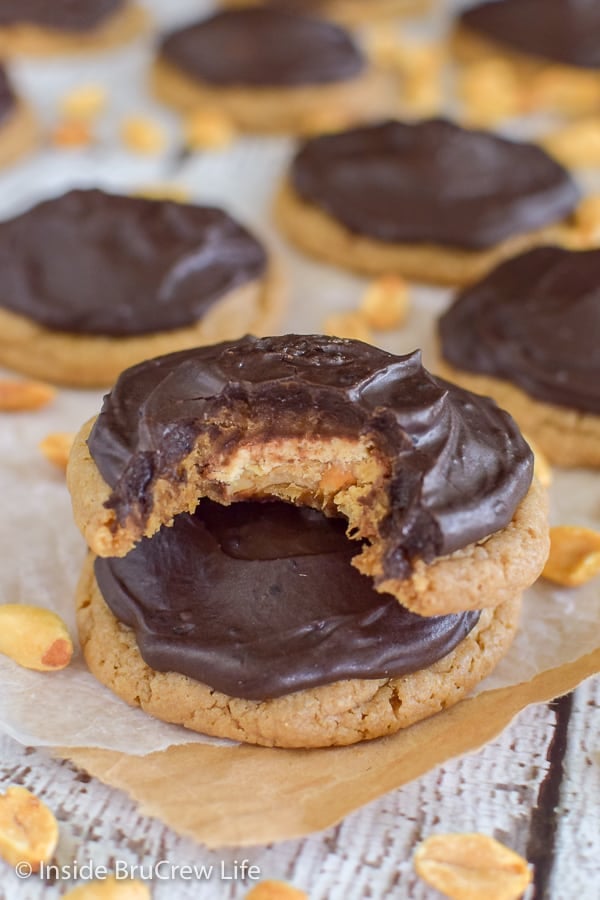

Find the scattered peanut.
[
  {"left": 39, "top": 432, "right": 75, "bottom": 471},
  {"left": 0, "top": 787, "right": 58, "bottom": 872},
  {"left": 414, "top": 833, "right": 531, "bottom": 900},
  {"left": 59, "top": 84, "right": 107, "bottom": 120},
  {"left": 0, "top": 605, "right": 73, "bottom": 671},
  {"left": 246, "top": 881, "right": 308, "bottom": 900},
  {"left": 458, "top": 59, "right": 523, "bottom": 126},
  {"left": 133, "top": 183, "right": 190, "bottom": 204},
  {"left": 0, "top": 379, "right": 55, "bottom": 412},
  {"left": 184, "top": 108, "right": 235, "bottom": 150},
  {"left": 51, "top": 120, "right": 93, "bottom": 148},
  {"left": 359, "top": 274, "right": 410, "bottom": 331},
  {"left": 121, "top": 116, "right": 166, "bottom": 155},
  {"left": 63, "top": 876, "right": 150, "bottom": 899},
  {"left": 542, "top": 117, "right": 600, "bottom": 168},
  {"left": 523, "top": 434, "right": 552, "bottom": 489},
  {"left": 542, "top": 525, "right": 600, "bottom": 587},
  {"left": 322, "top": 312, "right": 374, "bottom": 344}
]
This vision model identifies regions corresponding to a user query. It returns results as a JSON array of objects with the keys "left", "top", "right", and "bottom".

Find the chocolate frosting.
[
  {"left": 290, "top": 119, "right": 580, "bottom": 249},
  {"left": 0, "top": 66, "right": 16, "bottom": 126},
  {"left": 87, "top": 335, "right": 533, "bottom": 579},
  {"left": 94, "top": 500, "right": 481, "bottom": 699},
  {"left": 460, "top": 0, "right": 600, "bottom": 70},
  {"left": 0, "top": 190, "right": 267, "bottom": 337},
  {"left": 159, "top": 8, "right": 365, "bottom": 88},
  {"left": 439, "top": 246, "right": 600, "bottom": 414},
  {"left": 0, "top": 0, "right": 124, "bottom": 32}
]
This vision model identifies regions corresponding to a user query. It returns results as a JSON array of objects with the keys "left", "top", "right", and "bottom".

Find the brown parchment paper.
[{"left": 59, "top": 649, "right": 600, "bottom": 848}]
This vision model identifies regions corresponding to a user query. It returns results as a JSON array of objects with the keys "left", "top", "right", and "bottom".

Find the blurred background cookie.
[
  {"left": 0, "top": 65, "right": 37, "bottom": 167},
  {"left": 0, "top": 0, "right": 148, "bottom": 56},
  {"left": 151, "top": 7, "right": 391, "bottom": 134},
  {"left": 276, "top": 118, "right": 581, "bottom": 284},
  {"left": 0, "top": 189, "right": 282, "bottom": 387},
  {"left": 219, "top": 0, "right": 433, "bottom": 26},
  {"left": 438, "top": 246, "right": 600, "bottom": 468}
]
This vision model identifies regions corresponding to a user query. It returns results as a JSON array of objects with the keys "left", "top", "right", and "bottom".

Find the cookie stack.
[{"left": 67, "top": 334, "right": 549, "bottom": 748}]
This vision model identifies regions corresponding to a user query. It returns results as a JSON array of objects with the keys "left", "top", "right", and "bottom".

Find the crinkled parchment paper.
[{"left": 0, "top": 0, "right": 598, "bottom": 846}]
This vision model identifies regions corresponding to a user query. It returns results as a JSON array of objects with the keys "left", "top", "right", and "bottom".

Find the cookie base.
[
  {"left": 220, "top": 0, "right": 432, "bottom": 25},
  {"left": 76, "top": 553, "right": 522, "bottom": 748},
  {"left": 437, "top": 358, "right": 600, "bottom": 469},
  {"left": 0, "top": 265, "right": 284, "bottom": 388},
  {"left": 0, "top": 3, "right": 148, "bottom": 57},
  {"left": 150, "top": 57, "right": 392, "bottom": 135},
  {"left": 275, "top": 179, "right": 573, "bottom": 286},
  {"left": 453, "top": 25, "right": 600, "bottom": 118}
]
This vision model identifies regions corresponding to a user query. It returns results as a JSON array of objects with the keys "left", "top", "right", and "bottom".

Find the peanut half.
[
  {"left": 0, "top": 605, "right": 73, "bottom": 671},
  {"left": 64, "top": 876, "right": 150, "bottom": 899},
  {"left": 0, "top": 379, "right": 55, "bottom": 412},
  {"left": 39, "top": 432, "right": 75, "bottom": 471},
  {"left": 0, "top": 787, "right": 58, "bottom": 872},
  {"left": 414, "top": 833, "right": 531, "bottom": 900},
  {"left": 542, "top": 525, "right": 600, "bottom": 587},
  {"left": 246, "top": 881, "right": 308, "bottom": 900},
  {"left": 359, "top": 274, "right": 410, "bottom": 331}
]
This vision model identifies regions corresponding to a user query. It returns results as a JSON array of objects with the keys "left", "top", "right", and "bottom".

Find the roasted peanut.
[
  {"left": 414, "top": 833, "right": 531, "bottom": 900},
  {"left": 246, "top": 881, "right": 308, "bottom": 900},
  {"left": 121, "top": 116, "right": 166, "bottom": 155},
  {"left": 63, "top": 876, "right": 150, "bottom": 899},
  {"left": 0, "top": 787, "right": 58, "bottom": 872},
  {"left": 574, "top": 194, "right": 600, "bottom": 245},
  {"left": 0, "top": 379, "right": 55, "bottom": 412},
  {"left": 184, "top": 108, "right": 235, "bottom": 150},
  {"left": 322, "top": 312, "right": 374, "bottom": 344},
  {"left": 0, "top": 605, "right": 73, "bottom": 671},
  {"left": 542, "top": 525, "right": 600, "bottom": 587},
  {"left": 359, "top": 274, "right": 410, "bottom": 331},
  {"left": 542, "top": 118, "right": 600, "bottom": 168},
  {"left": 523, "top": 434, "right": 552, "bottom": 489},
  {"left": 39, "top": 432, "right": 75, "bottom": 471},
  {"left": 59, "top": 84, "right": 107, "bottom": 120},
  {"left": 458, "top": 59, "right": 523, "bottom": 127},
  {"left": 51, "top": 120, "right": 93, "bottom": 148}
]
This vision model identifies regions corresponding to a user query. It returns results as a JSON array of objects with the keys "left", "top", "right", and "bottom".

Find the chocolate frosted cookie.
[
  {"left": 276, "top": 119, "right": 580, "bottom": 284},
  {"left": 68, "top": 335, "right": 548, "bottom": 615},
  {"left": 438, "top": 246, "right": 600, "bottom": 468},
  {"left": 151, "top": 8, "right": 389, "bottom": 134},
  {"left": 459, "top": 0, "right": 600, "bottom": 69},
  {"left": 0, "top": 190, "right": 281, "bottom": 387},
  {"left": 219, "top": 0, "right": 431, "bottom": 26},
  {"left": 69, "top": 335, "right": 547, "bottom": 747},
  {"left": 454, "top": 0, "right": 600, "bottom": 116},
  {"left": 0, "top": 65, "right": 37, "bottom": 168},
  {"left": 0, "top": 0, "right": 147, "bottom": 56}
]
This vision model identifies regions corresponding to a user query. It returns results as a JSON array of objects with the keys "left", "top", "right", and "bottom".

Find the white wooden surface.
[{"left": 0, "top": 676, "right": 598, "bottom": 899}]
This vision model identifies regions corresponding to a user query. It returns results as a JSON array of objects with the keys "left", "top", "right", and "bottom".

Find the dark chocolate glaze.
[
  {"left": 94, "top": 499, "right": 481, "bottom": 699},
  {"left": 159, "top": 8, "right": 365, "bottom": 88},
  {"left": 460, "top": 0, "right": 600, "bottom": 70},
  {"left": 0, "top": 66, "right": 16, "bottom": 127},
  {"left": 87, "top": 335, "right": 533, "bottom": 580},
  {"left": 439, "top": 246, "right": 600, "bottom": 414},
  {"left": 290, "top": 119, "right": 580, "bottom": 250},
  {"left": 0, "top": 0, "right": 124, "bottom": 32},
  {"left": 0, "top": 189, "right": 267, "bottom": 337}
]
